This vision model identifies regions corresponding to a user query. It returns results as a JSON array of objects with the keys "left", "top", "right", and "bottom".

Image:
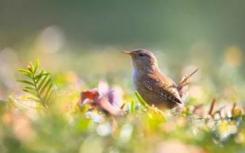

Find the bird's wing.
[{"left": 143, "top": 73, "right": 183, "bottom": 104}]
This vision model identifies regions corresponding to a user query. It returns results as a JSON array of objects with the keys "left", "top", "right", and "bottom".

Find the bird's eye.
[{"left": 138, "top": 53, "right": 145, "bottom": 57}]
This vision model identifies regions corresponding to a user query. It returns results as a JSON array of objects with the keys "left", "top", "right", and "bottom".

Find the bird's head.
[{"left": 124, "top": 49, "right": 158, "bottom": 71}]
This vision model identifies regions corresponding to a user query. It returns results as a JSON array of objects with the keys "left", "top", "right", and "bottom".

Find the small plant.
[
  {"left": 135, "top": 91, "right": 166, "bottom": 118},
  {"left": 18, "top": 60, "right": 55, "bottom": 108},
  {"left": 135, "top": 91, "right": 149, "bottom": 109}
]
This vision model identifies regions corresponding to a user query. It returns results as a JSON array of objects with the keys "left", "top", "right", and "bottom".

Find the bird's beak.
[{"left": 122, "top": 50, "right": 133, "bottom": 55}]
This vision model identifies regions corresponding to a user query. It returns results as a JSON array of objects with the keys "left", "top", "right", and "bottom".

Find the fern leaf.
[
  {"left": 35, "top": 71, "right": 48, "bottom": 81},
  {"left": 17, "top": 60, "right": 55, "bottom": 109},
  {"left": 18, "top": 68, "right": 31, "bottom": 74},
  {"left": 18, "top": 79, "right": 35, "bottom": 86},
  {"left": 33, "top": 60, "right": 40, "bottom": 74},
  {"left": 27, "top": 96, "right": 41, "bottom": 102},
  {"left": 36, "top": 75, "right": 45, "bottom": 89},
  {"left": 23, "top": 88, "right": 39, "bottom": 99},
  {"left": 43, "top": 83, "right": 53, "bottom": 98},
  {"left": 41, "top": 78, "right": 52, "bottom": 95},
  {"left": 23, "top": 86, "right": 36, "bottom": 91}
]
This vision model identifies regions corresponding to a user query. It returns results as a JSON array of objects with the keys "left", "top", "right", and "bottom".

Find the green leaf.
[
  {"left": 135, "top": 91, "right": 149, "bottom": 108},
  {"left": 27, "top": 96, "right": 41, "bottom": 102},
  {"left": 23, "top": 88, "right": 39, "bottom": 99},
  {"left": 18, "top": 68, "right": 32, "bottom": 78},
  {"left": 17, "top": 60, "right": 56, "bottom": 109},
  {"left": 36, "top": 75, "right": 49, "bottom": 90},
  {"left": 38, "top": 75, "right": 51, "bottom": 92},
  {"left": 44, "top": 82, "right": 53, "bottom": 96},
  {"left": 35, "top": 71, "right": 48, "bottom": 81},
  {"left": 18, "top": 79, "right": 35, "bottom": 86},
  {"left": 33, "top": 60, "right": 40, "bottom": 74},
  {"left": 18, "top": 68, "right": 31, "bottom": 74},
  {"left": 24, "top": 86, "right": 36, "bottom": 91},
  {"left": 129, "top": 100, "right": 137, "bottom": 113}
]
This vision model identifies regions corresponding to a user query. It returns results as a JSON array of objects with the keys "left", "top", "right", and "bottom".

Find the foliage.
[
  {"left": 0, "top": 60, "right": 244, "bottom": 153},
  {"left": 18, "top": 60, "right": 55, "bottom": 109}
]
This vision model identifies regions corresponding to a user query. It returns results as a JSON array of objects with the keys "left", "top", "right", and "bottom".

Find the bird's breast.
[
  {"left": 132, "top": 68, "right": 138, "bottom": 89},
  {"left": 132, "top": 68, "right": 142, "bottom": 90}
]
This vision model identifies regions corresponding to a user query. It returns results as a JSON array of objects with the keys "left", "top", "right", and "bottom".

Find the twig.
[
  {"left": 231, "top": 103, "right": 237, "bottom": 113},
  {"left": 208, "top": 98, "right": 216, "bottom": 116}
]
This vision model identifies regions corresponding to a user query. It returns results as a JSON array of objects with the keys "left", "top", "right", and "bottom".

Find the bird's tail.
[{"left": 177, "top": 68, "right": 199, "bottom": 98}]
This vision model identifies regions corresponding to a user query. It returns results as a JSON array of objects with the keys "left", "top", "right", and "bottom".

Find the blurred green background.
[
  {"left": 1, "top": 0, "right": 245, "bottom": 49},
  {"left": 0, "top": 0, "right": 245, "bottom": 100}
]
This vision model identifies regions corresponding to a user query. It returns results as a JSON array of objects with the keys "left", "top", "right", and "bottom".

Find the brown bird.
[{"left": 124, "top": 49, "right": 185, "bottom": 109}]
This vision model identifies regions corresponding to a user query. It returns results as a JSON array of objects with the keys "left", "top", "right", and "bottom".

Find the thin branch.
[{"left": 208, "top": 98, "right": 216, "bottom": 116}]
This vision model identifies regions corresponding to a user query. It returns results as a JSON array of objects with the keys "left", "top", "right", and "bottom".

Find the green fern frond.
[{"left": 18, "top": 60, "right": 55, "bottom": 108}]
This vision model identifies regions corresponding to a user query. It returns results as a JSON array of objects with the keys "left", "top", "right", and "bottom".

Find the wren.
[{"left": 124, "top": 49, "right": 184, "bottom": 109}]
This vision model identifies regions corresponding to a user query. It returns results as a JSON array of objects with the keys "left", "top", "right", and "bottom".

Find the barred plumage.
[{"left": 125, "top": 49, "right": 183, "bottom": 109}]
